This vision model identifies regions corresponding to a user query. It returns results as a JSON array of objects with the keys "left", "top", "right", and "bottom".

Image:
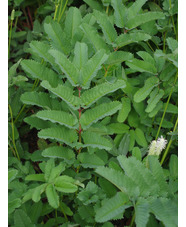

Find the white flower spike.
[{"left": 148, "top": 136, "right": 167, "bottom": 156}]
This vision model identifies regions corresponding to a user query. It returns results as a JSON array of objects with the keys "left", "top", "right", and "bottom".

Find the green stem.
[
  {"left": 155, "top": 72, "right": 178, "bottom": 140},
  {"left": 8, "top": 20, "right": 13, "bottom": 58},
  {"left": 54, "top": 2, "right": 59, "bottom": 21},
  {"left": 160, "top": 117, "right": 178, "bottom": 166},
  {"left": 9, "top": 105, "right": 20, "bottom": 160},
  {"left": 58, "top": 0, "right": 68, "bottom": 22},
  {"left": 130, "top": 211, "right": 135, "bottom": 227},
  {"left": 60, "top": 203, "right": 68, "bottom": 221},
  {"left": 57, "top": 0, "right": 63, "bottom": 22}
]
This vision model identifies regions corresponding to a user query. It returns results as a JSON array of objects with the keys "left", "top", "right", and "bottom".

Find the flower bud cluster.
[{"left": 148, "top": 136, "right": 167, "bottom": 156}]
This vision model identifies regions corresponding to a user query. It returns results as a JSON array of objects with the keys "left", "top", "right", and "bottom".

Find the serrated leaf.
[
  {"left": 54, "top": 176, "right": 78, "bottom": 193},
  {"left": 166, "top": 37, "right": 178, "bottom": 52},
  {"left": 149, "top": 197, "right": 178, "bottom": 227},
  {"left": 8, "top": 169, "right": 18, "bottom": 183},
  {"left": 24, "top": 115, "right": 54, "bottom": 130},
  {"left": 41, "top": 81, "right": 80, "bottom": 110},
  {"left": 64, "top": 7, "right": 82, "bottom": 40},
  {"left": 95, "top": 192, "right": 131, "bottom": 223},
  {"left": 44, "top": 20, "right": 71, "bottom": 55},
  {"left": 42, "top": 146, "right": 75, "bottom": 164},
  {"left": 78, "top": 152, "right": 105, "bottom": 168},
  {"left": 46, "top": 184, "right": 59, "bottom": 208},
  {"left": 21, "top": 60, "right": 62, "bottom": 87},
  {"left": 111, "top": 0, "right": 126, "bottom": 28},
  {"left": 148, "top": 101, "right": 163, "bottom": 118},
  {"left": 135, "top": 128, "right": 148, "bottom": 147},
  {"left": 81, "top": 49, "right": 108, "bottom": 88},
  {"left": 8, "top": 199, "right": 21, "bottom": 214},
  {"left": 81, "top": 79, "right": 126, "bottom": 108},
  {"left": 125, "top": 12, "right": 165, "bottom": 30},
  {"left": 38, "top": 126, "right": 78, "bottom": 147},
  {"left": 81, "top": 101, "right": 121, "bottom": 129},
  {"left": 49, "top": 49, "right": 79, "bottom": 86},
  {"left": 95, "top": 166, "right": 139, "bottom": 197},
  {"left": 93, "top": 10, "right": 117, "bottom": 45},
  {"left": 135, "top": 198, "right": 150, "bottom": 227},
  {"left": 132, "top": 147, "right": 142, "bottom": 161},
  {"left": 36, "top": 110, "right": 78, "bottom": 129},
  {"left": 106, "top": 51, "right": 133, "bottom": 65},
  {"left": 80, "top": 23, "right": 109, "bottom": 52},
  {"left": 25, "top": 174, "right": 45, "bottom": 182},
  {"left": 118, "top": 134, "right": 130, "bottom": 155},
  {"left": 73, "top": 42, "right": 88, "bottom": 70},
  {"left": 83, "top": 0, "right": 103, "bottom": 11},
  {"left": 117, "top": 97, "right": 131, "bottom": 122},
  {"left": 21, "top": 92, "right": 52, "bottom": 109},
  {"left": 116, "top": 32, "right": 151, "bottom": 48},
  {"left": 129, "top": 129, "right": 136, "bottom": 151},
  {"left": 14, "top": 209, "right": 35, "bottom": 227},
  {"left": 134, "top": 76, "right": 159, "bottom": 103},
  {"left": 148, "top": 156, "right": 169, "bottom": 196},
  {"left": 32, "top": 184, "right": 47, "bottom": 203},
  {"left": 127, "top": 0, "right": 147, "bottom": 20},
  {"left": 82, "top": 131, "right": 113, "bottom": 151},
  {"left": 169, "top": 155, "right": 178, "bottom": 180},
  {"left": 126, "top": 58, "right": 157, "bottom": 74},
  {"left": 117, "top": 156, "right": 159, "bottom": 196},
  {"left": 48, "top": 162, "right": 66, "bottom": 183},
  {"left": 145, "top": 89, "right": 164, "bottom": 113}
]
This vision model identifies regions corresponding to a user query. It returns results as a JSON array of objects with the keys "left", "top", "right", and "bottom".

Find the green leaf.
[
  {"left": 32, "top": 184, "right": 47, "bottom": 203},
  {"left": 116, "top": 32, "right": 151, "bottom": 48},
  {"left": 25, "top": 174, "right": 45, "bottom": 182},
  {"left": 148, "top": 156, "right": 169, "bottom": 196},
  {"left": 14, "top": 209, "right": 35, "bottom": 227},
  {"left": 118, "top": 134, "right": 130, "bottom": 155},
  {"left": 95, "top": 192, "right": 131, "bottom": 222},
  {"left": 132, "top": 147, "right": 142, "bottom": 161},
  {"left": 117, "top": 156, "right": 159, "bottom": 196},
  {"left": 166, "top": 37, "right": 178, "bottom": 52},
  {"left": 107, "top": 123, "right": 129, "bottom": 134},
  {"left": 45, "top": 159, "right": 55, "bottom": 182},
  {"left": 117, "top": 97, "right": 131, "bottom": 122},
  {"left": 81, "top": 101, "right": 122, "bottom": 129},
  {"left": 41, "top": 81, "right": 80, "bottom": 110},
  {"left": 44, "top": 20, "right": 71, "bottom": 55},
  {"left": 129, "top": 129, "right": 136, "bottom": 151},
  {"left": 36, "top": 110, "right": 78, "bottom": 129},
  {"left": 8, "top": 169, "right": 18, "bottom": 183},
  {"left": 21, "top": 60, "right": 62, "bottom": 87},
  {"left": 111, "top": 0, "right": 126, "bottom": 28},
  {"left": 81, "top": 49, "right": 108, "bottom": 88},
  {"left": 81, "top": 79, "right": 126, "bottom": 108},
  {"left": 73, "top": 42, "right": 88, "bottom": 70},
  {"left": 149, "top": 197, "right": 178, "bottom": 227},
  {"left": 127, "top": 0, "right": 147, "bottom": 20},
  {"left": 48, "top": 163, "right": 66, "bottom": 183},
  {"left": 29, "top": 41, "right": 59, "bottom": 71},
  {"left": 54, "top": 176, "right": 78, "bottom": 193},
  {"left": 106, "top": 51, "right": 133, "bottom": 65},
  {"left": 80, "top": 23, "right": 109, "bottom": 52},
  {"left": 21, "top": 92, "right": 52, "bottom": 109},
  {"left": 145, "top": 89, "right": 164, "bottom": 113},
  {"left": 82, "top": 131, "right": 113, "bottom": 151},
  {"left": 93, "top": 10, "right": 117, "bottom": 45},
  {"left": 95, "top": 166, "right": 139, "bottom": 197},
  {"left": 49, "top": 49, "right": 79, "bottom": 86},
  {"left": 78, "top": 152, "right": 105, "bottom": 168},
  {"left": 42, "top": 146, "right": 75, "bottom": 164},
  {"left": 64, "top": 7, "right": 82, "bottom": 40},
  {"left": 135, "top": 128, "right": 148, "bottom": 147},
  {"left": 125, "top": 12, "right": 165, "bottom": 30},
  {"left": 83, "top": 0, "right": 103, "bottom": 11},
  {"left": 169, "top": 154, "right": 178, "bottom": 180},
  {"left": 135, "top": 198, "right": 150, "bottom": 227},
  {"left": 126, "top": 58, "right": 157, "bottom": 74},
  {"left": 8, "top": 199, "right": 21, "bottom": 214},
  {"left": 38, "top": 126, "right": 78, "bottom": 147},
  {"left": 148, "top": 101, "right": 163, "bottom": 118},
  {"left": 46, "top": 184, "right": 59, "bottom": 208},
  {"left": 134, "top": 76, "right": 159, "bottom": 103}
]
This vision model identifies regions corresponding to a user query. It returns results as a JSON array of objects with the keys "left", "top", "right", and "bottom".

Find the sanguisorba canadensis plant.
[{"left": 18, "top": 0, "right": 178, "bottom": 226}]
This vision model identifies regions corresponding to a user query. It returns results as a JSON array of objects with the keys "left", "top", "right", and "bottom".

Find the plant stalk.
[
  {"left": 155, "top": 72, "right": 178, "bottom": 140},
  {"left": 160, "top": 117, "right": 178, "bottom": 165}
]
